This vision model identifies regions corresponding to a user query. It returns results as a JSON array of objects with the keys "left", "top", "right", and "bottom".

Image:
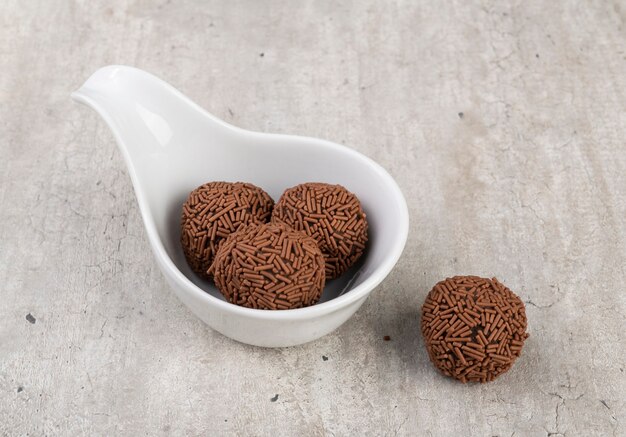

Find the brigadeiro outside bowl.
[{"left": 71, "top": 66, "right": 409, "bottom": 347}]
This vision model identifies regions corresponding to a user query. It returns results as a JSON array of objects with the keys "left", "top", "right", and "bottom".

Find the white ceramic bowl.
[{"left": 72, "top": 66, "right": 409, "bottom": 347}]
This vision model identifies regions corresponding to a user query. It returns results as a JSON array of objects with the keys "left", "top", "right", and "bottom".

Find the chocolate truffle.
[
  {"left": 421, "top": 276, "right": 529, "bottom": 383},
  {"left": 210, "top": 223, "right": 326, "bottom": 310},
  {"left": 271, "top": 183, "right": 368, "bottom": 279},
  {"left": 181, "top": 182, "right": 274, "bottom": 278}
]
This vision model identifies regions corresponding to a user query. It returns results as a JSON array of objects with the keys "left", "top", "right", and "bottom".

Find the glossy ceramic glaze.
[{"left": 72, "top": 66, "right": 409, "bottom": 347}]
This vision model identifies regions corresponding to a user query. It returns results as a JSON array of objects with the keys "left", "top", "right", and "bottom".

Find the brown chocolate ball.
[
  {"left": 421, "top": 276, "right": 529, "bottom": 383},
  {"left": 181, "top": 182, "right": 274, "bottom": 278},
  {"left": 271, "top": 183, "right": 368, "bottom": 279},
  {"left": 210, "top": 223, "right": 326, "bottom": 310}
]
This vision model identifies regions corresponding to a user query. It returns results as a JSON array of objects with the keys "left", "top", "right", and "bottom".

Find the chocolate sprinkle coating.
[
  {"left": 181, "top": 182, "right": 274, "bottom": 279},
  {"left": 210, "top": 223, "right": 326, "bottom": 310},
  {"left": 271, "top": 183, "right": 368, "bottom": 279},
  {"left": 421, "top": 276, "right": 529, "bottom": 383}
]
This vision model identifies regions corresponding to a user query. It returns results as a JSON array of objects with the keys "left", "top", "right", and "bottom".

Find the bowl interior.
[{"left": 125, "top": 99, "right": 405, "bottom": 306}]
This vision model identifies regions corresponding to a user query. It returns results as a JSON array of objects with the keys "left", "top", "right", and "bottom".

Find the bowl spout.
[
  {"left": 71, "top": 66, "right": 237, "bottom": 258},
  {"left": 72, "top": 65, "right": 230, "bottom": 174}
]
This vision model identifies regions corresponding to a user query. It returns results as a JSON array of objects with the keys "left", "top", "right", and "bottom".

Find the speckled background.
[{"left": 1, "top": 1, "right": 624, "bottom": 435}]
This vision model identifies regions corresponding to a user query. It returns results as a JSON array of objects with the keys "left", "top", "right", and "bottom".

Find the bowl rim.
[{"left": 73, "top": 65, "right": 410, "bottom": 321}]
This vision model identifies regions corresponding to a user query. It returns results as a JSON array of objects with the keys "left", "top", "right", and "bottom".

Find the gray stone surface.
[{"left": 1, "top": 0, "right": 625, "bottom": 435}]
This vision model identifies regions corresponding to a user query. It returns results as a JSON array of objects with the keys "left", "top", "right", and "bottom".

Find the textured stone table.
[{"left": 1, "top": 1, "right": 625, "bottom": 435}]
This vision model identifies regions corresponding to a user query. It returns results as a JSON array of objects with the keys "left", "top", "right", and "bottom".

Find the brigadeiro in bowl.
[
  {"left": 421, "top": 276, "right": 529, "bottom": 383},
  {"left": 210, "top": 222, "right": 326, "bottom": 310},
  {"left": 271, "top": 183, "right": 368, "bottom": 279},
  {"left": 180, "top": 181, "right": 274, "bottom": 279}
]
